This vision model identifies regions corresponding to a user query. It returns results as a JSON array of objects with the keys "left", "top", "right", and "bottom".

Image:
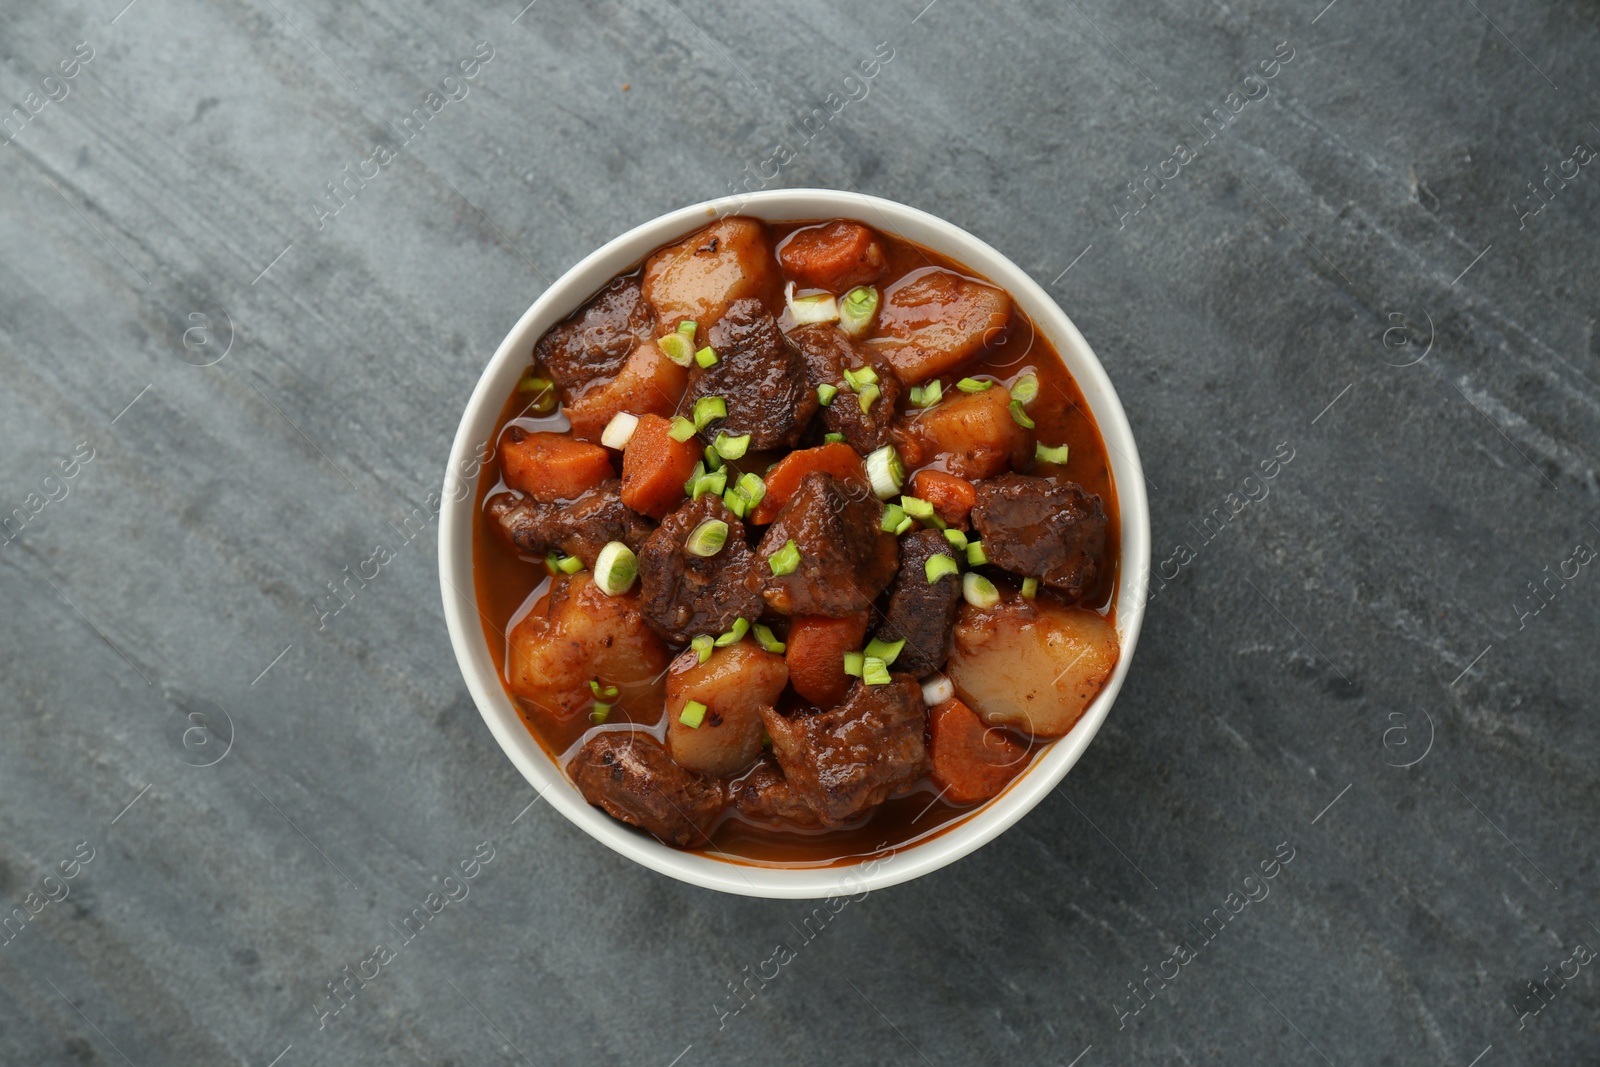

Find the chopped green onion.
[
  {"left": 588, "top": 679, "right": 619, "bottom": 699},
  {"left": 843, "top": 365, "right": 879, "bottom": 391},
  {"left": 943, "top": 528, "right": 969, "bottom": 551},
  {"left": 966, "top": 540, "right": 988, "bottom": 567},
  {"left": 753, "top": 623, "right": 786, "bottom": 654},
  {"left": 713, "top": 432, "right": 750, "bottom": 460},
  {"left": 880, "top": 503, "right": 907, "bottom": 533},
  {"left": 921, "top": 673, "right": 954, "bottom": 706},
  {"left": 901, "top": 496, "right": 935, "bottom": 521},
  {"left": 693, "top": 396, "right": 727, "bottom": 430},
  {"left": 593, "top": 541, "right": 638, "bottom": 595},
  {"left": 962, "top": 571, "right": 999, "bottom": 609},
  {"left": 909, "top": 380, "right": 943, "bottom": 408},
  {"left": 714, "top": 617, "right": 750, "bottom": 647},
  {"left": 785, "top": 280, "right": 840, "bottom": 324},
  {"left": 736, "top": 472, "right": 766, "bottom": 509},
  {"left": 823, "top": 431, "right": 846, "bottom": 443},
  {"left": 1021, "top": 577, "right": 1040, "bottom": 600},
  {"left": 723, "top": 487, "right": 751, "bottom": 519},
  {"left": 703, "top": 444, "right": 724, "bottom": 471},
  {"left": 678, "top": 700, "right": 708, "bottom": 729},
  {"left": 695, "top": 346, "right": 719, "bottom": 368},
  {"left": 544, "top": 551, "right": 561, "bottom": 575},
  {"left": 685, "top": 519, "right": 729, "bottom": 557},
  {"left": 925, "top": 553, "right": 960, "bottom": 584},
  {"left": 589, "top": 703, "right": 611, "bottom": 724},
  {"left": 683, "top": 460, "right": 706, "bottom": 497},
  {"left": 1035, "top": 442, "right": 1070, "bottom": 465},
  {"left": 1009, "top": 400, "right": 1035, "bottom": 429},
  {"left": 601, "top": 411, "right": 639, "bottom": 450},
  {"left": 517, "top": 375, "right": 559, "bottom": 415},
  {"left": 658, "top": 334, "right": 694, "bottom": 368},
  {"left": 553, "top": 553, "right": 583, "bottom": 575},
  {"left": 865, "top": 445, "right": 905, "bottom": 500},
  {"left": 677, "top": 319, "right": 699, "bottom": 340},
  {"left": 842, "top": 651, "right": 865, "bottom": 677},
  {"left": 690, "top": 468, "right": 728, "bottom": 500},
  {"left": 857, "top": 383, "right": 881, "bottom": 414},
  {"left": 817, "top": 383, "right": 838, "bottom": 407},
  {"left": 861, "top": 656, "right": 892, "bottom": 686},
  {"left": 893, "top": 515, "right": 915, "bottom": 535},
  {"left": 1011, "top": 373, "right": 1039, "bottom": 404},
  {"left": 956, "top": 377, "right": 993, "bottom": 393},
  {"left": 691, "top": 634, "right": 715, "bottom": 664},
  {"left": 768, "top": 539, "right": 801, "bottom": 576},
  {"left": 863, "top": 636, "right": 905, "bottom": 666},
  {"left": 838, "top": 286, "right": 879, "bottom": 337},
  {"left": 669, "top": 416, "right": 698, "bottom": 443}
]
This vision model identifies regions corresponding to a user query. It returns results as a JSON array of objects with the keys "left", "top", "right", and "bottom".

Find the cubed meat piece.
[
  {"left": 486, "top": 479, "right": 655, "bottom": 568},
  {"left": 790, "top": 323, "right": 901, "bottom": 453},
  {"left": 864, "top": 268, "right": 1012, "bottom": 384},
  {"left": 637, "top": 495, "right": 766, "bottom": 643},
  {"left": 758, "top": 472, "right": 899, "bottom": 617},
  {"left": 731, "top": 759, "right": 824, "bottom": 829},
  {"left": 873, "top": 529, "right": 963, "bottom": 677},
  {"left": 666, "top": 642, "right": 789, "bottom": 777},
  {"left": 970, "top": 473, "right": 1107, "bottom": 601},
  {"left": 507, "top": 573, "right": 669, "bottom": 718},
  {"left": 760, "top": 678, "right": 930, "bottom": 827},
  {"left": 563, "top": 340, "right": 689, "bottom": 443},
  {"left": 900, "top": 383, "right": 1030, "bottom": 480},
  {"left": 499, "top": 428, "right": 616, "bottom": 502},
  {"left": 686, "top": 299, "right": 817, "bottom": 451},
  {"left": 776, "top": 221, "right": 888, "bottom": 292},
  {"left": 534, "top": 275, "right": 657, "bottom": 403},
  {"left": 642, "top": 217, "right": 776, "bottom": 333},
  {"left": 567, "top": 731, "right": 727, "bottom": 847}
]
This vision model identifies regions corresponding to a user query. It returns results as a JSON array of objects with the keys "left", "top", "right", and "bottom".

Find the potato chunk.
[
  {"left": 507, "top": 573, "right": 669, "bottom": 718},
  {"left": 665, "top": 641, "right": 790, "bottom": 777},
  {"left": 864, "top": 267, "right": 1011, "bottom": 384},
  {"left": 642, "top": 217, "right": 775, "bottom": 334},
  {"left": 947, "top": 594, "right": 1118, "bottom": 738},
  {"left": 563, "top": 340, "right": 689, "bottom": 443},
  {"left": 901, "top": 383, "right": 1031, "bottom": 479}
]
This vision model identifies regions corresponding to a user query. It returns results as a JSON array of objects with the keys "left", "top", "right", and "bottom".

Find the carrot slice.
[
  {"left": 501, "top": 428, "right": 614, "bottom": 502},
  {"left": 749, "top": 442, "right": 865, "bottom": 524},
  {"left": 785, "top": 611, "right": 870, "bottom": 708},
  {"left": 620, "top": 414, "right": 700, "bottom": 519},
  {"left": 564, "top": 340, "right": 688, "bottom": 443},
  {"left": 928, "top": 697, "right": 1030, "bottom": 804},
  {"left": 910, "top": 469, "right": 977, "bottom": 526},
  {"left": 777, "top": 221, "right": 888, "bottom": 292}
]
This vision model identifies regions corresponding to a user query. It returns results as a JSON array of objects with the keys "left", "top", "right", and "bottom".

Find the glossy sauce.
[{"left": 472, "top": 220, "right": 1120, "bottom": 867}]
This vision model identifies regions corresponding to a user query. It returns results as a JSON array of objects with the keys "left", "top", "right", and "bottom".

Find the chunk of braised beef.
[
  {"left": 789, "top": 324, "right": 902, "bottom": 453},
  {"left": 970, "top": 473, "right": 1107, "bottom": 601},
  {"left": 637, "top": 494, "right": 765, "bottom": 643},
  {"left": 567, "top": 731, "right": 727, "bottom": 847},
  {"left": 730, "top": 758, "right": 824, "bottom": 829},
  {"left": 534, "top": 275, "right": 657, "bottom": 403},
  {"left": 686, "top": 298, "right": 817, "bottom": 450},
  {"left": 758, "top": 472, "right": 898, "bottom": 617},
  {"left": 486, "top": 480, "right": 655, "bottom": 568},
  {"left": 759, "top": 679, "right": 929, "bottom": 827},
  {"left": 874, "top": 529, "right": 963, "bottom": 677}
]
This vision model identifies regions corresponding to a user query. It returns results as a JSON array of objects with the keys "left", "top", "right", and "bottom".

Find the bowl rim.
[{"left": 439, "top": 188, "right": 1151, "bottom": 899}]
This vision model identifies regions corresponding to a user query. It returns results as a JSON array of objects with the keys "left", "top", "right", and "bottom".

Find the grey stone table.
[{"left": 1, "top": 0, "right": 1595, "bottom": 1063}]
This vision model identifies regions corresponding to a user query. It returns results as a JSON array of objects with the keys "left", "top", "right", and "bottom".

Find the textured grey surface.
[{"left": 1, "top": 0, "right": 1596, "bottom": 1064}]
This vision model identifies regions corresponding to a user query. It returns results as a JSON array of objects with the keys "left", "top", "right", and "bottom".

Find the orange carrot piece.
[
  {"left": 777, "top": 221, "right": 888, "bottom": 292},
  {"left": 501, "top": 428, "right": 614, "bottom": 502},
  {"left": 749, "top": 442, "right": 865, "bottom": 525},
  {"left": 928, "top": 697, "right": 1030, "bottom": 805},
  {"left": 620, "top": 414, "right": 700, "bottom": 519},
  {"left": 910, "top": 469, "right": 978, "bottom": 526},
  {"left": 785, "top": 611, "right": 870, "bottom": 709}
]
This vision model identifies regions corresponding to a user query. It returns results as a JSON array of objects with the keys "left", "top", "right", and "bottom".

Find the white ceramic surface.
[{"left": 440, "top": 189, "right": 1150, "bottom": 899}]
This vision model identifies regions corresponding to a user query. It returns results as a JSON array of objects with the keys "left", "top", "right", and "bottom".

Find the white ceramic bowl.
[{"left": 440, "top": 188, "right": 1150, "bottom": 899}]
